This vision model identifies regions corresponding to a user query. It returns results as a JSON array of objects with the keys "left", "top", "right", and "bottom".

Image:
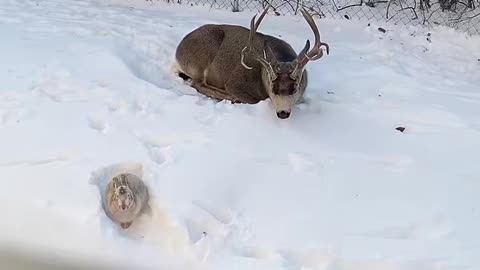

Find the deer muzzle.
[{"left": 270, "top": 94, "right": 295, "bottom": 119}]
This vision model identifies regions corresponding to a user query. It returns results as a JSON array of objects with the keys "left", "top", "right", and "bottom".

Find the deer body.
[
  {"left": 174, "top": 8, "right": 328, "bottom": 119},
  {"left": 176, "top": 24, "right": 307, "bottom": 103}
]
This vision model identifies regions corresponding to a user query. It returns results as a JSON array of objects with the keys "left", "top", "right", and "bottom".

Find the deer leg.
[
  {"left": 191, "top": 79, "right": 237, "bottom": 102},
  {"left": 224, "top": 72, "right": 265, "bottom": 104}
]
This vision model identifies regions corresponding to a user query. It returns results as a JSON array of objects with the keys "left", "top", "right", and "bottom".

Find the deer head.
[{"left": 241, "top": 7, "right": 329, "bottom": 119}]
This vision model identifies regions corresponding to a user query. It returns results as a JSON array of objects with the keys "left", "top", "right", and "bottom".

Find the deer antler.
[
  {"left": 241, "top": 7, "right": 270, "bottom": 70},
  {"left": 240, "top": 6, "right": 278, "bottom": 80},
  {"left": 291, "top": 8, "right": 329, "bottom": 79},
  {"left": 255, "top": 42, "right": 277, "bottom": 80}
]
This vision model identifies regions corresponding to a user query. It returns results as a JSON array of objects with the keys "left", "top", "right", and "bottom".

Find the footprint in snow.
[
  {"left": 32, "top": 70, "right": 91, "bottom": 102},
  {"left": 136, "top": 133, "right": 208, "bottom": 166},
  {"left": 87, "top": 114, "right": 108, "bottom": 133},
  {"left": 147, "top": 147, "right": 167, "bottom": 166}
]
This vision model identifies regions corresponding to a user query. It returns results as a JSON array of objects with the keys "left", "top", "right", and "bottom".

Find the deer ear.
[{"left": 298, "top": 40, "right": 310, "bottom": 58}]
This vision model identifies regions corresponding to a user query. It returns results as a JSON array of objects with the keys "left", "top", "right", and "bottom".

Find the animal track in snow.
[
  {"left": 184, "top": 200, "right": 257, "bottom": 262},
  {"left": 87, "top": 114, "right": 108, "bottom": 133},
  {"left": 146, "top": 146, "right": 167, "bottom": 165},
  {"left": 136, "top": 132, "right": 209, "bottom": 165},
  {"left": 31, "top": 69, "right": 91, "bottom": 102}
]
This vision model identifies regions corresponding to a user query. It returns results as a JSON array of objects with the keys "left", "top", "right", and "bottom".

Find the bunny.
[{"left": 102, "top": 173, "right": 150, "bottom": 229}]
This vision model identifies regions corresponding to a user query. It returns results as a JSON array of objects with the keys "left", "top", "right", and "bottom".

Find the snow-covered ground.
[{"left": 0, "top": 0, "right": 479, "bottom": 269}]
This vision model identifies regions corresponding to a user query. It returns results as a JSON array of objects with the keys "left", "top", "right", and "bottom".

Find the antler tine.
[
  {"left": 254, "top": 6, "right": 269, "bottom": 31},
  {"left": 241, "top": 6, "right": 270, "bottom": 70},
  {"left": 248, "top": 7, "right": 269, "bottom": 51},
  {"left": 247, "top": 14, "right": 257, "bottom": 52},
  {"left": 241, "top": 15, "right": 257, "bottom": 70},
  {"left": 292, "top": 8, "right": 329, "bottom": 76},
  {"left": 302, "top": 8, "right": 329, "bottom": 58}
]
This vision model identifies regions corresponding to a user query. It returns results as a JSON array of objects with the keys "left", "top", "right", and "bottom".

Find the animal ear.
[
  {"left": 120, "top": 174, "right": 128, "bottom": 186},
  {"left": 298, "top": 40, "right": 310, "bottom": 58},
  {"left": 112, "top": 177, "right": 119, "bottom": 188},
  {"left": 290, "top": 40, "right": 311, "bottom": 79}
]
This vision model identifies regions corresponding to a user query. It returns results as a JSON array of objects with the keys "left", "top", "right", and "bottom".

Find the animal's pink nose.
[{"left": 121, "top": 205, "right": 126, "bottom": 210}]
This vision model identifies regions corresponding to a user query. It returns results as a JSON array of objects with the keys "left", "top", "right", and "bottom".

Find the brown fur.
[
  {"left": 175, "top": 24, "right": 300, "bottom": 102},
  {"left": 174, "top": 8, "right": 329, "bottom": 119},
  {"left": 102, "top": 173, "right": 150, "bottom": 229}
]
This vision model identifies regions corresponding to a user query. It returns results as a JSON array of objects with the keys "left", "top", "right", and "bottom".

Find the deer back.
[{"left": 175, "top": 23, "right": 298, "bottom": 86}]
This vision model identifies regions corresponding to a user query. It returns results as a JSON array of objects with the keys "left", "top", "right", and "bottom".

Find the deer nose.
[{"left": 276, "top": 111, "right": 290, "bottom": 119}]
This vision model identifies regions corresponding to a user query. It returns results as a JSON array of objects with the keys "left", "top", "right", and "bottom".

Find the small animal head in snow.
[
  {"left": 112, "top": 174, "right": 134, "bottom": 211},
  {"left": 240, "top": 8, "right": 329, "bottom": 119}
]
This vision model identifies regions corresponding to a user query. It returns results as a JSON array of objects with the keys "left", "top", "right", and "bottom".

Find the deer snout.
[
  {"left": 276, "top": 110, "right": 291, "bottom": 119},
  {"left": 270, "top": 94, "right": 295, "bottom": 119}
]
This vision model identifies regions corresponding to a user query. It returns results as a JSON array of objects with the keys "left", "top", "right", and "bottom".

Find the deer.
[{"left": 173, "top": 6, "right": 329, "bottom": 119}]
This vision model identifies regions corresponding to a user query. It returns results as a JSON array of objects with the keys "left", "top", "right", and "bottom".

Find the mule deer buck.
[{"left": 174, "top": 7, "right": 329, "bottom": 119}]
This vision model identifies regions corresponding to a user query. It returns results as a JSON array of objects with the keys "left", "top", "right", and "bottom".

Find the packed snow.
[{"left": 0, "top": 0, "right": 479, "bottom": 269}]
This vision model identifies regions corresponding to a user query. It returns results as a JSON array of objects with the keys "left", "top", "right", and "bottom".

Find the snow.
[{"left": 0, "top": 0, "right": 479, "bottom": 269}]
